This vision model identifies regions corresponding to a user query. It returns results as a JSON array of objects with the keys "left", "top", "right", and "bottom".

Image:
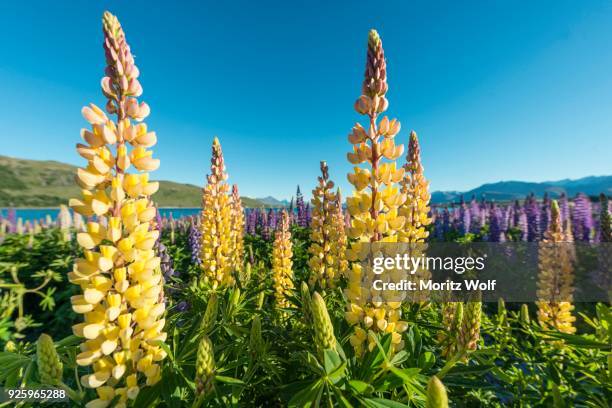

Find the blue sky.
[{"left": 1, "top": 1, "right": 611, "bottom": 199}]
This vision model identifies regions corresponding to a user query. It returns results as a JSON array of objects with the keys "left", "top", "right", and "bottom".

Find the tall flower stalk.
[
  {"left": 597, "top": 194, "right": 611, "bottom": 301},
  {"left": 272, "top": 210, "right": 294, "bottom": 315},
  {"left": 199, "top": 138, "right": 234, "bottom": 288},
  {"left": 308, "top": 161, "right": 348, "bottom": 289},
  {"left": 230, "top": 184, "right": 245, "bottom": 274},
  {"left": 345, "top": 30, "right": 408, "bottom": 356},
  {"left": 399, "top": 131, "right": 431, "bottom": 243},
  {"left": 69, "top": 11, "right": 166, "bottom": 406},
  {"left": 536, "top": 200, "right": 576, "bottom": 334},
  {"left": 398, "top": 131, "right": 432, "bottom": 298}
]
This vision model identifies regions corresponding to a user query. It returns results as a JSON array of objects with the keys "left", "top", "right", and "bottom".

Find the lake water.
[{"left": 0, "top": 208, "right": 201, "bottom": 222}]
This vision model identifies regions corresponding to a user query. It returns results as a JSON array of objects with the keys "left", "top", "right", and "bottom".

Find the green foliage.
[{"left": 0, "top": 225, "right": 610, "bottom": 407}]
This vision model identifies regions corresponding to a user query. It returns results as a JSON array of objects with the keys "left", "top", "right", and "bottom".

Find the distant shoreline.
[{"left": 1, "top": 207, "right": 202, "bottom": 210}]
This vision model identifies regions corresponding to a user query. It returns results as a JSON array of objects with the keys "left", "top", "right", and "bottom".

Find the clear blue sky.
[{"left": 1, "top": 1, "right": 611, "bottom": 199}]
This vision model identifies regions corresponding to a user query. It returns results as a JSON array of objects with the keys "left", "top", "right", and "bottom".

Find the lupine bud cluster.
[
  {"left": 311, "top": 292, "right": 337, "bottom": 353},
  {"left": 199, "top": 138, "right": 235, "bottom": 288},
  {"left": 457, "top": 296, "right": 482, "bottom": 359},
  {"left": 426, "top": 376, "right": 449, "bottom": 408},
  {"left": 536, "top": 200, "right": 576, "bottom": 334},
  {"left": 68, "top": 12, "right": 166, "bottom": 407},
  {"left": 520, "top": 304, "right": 531, "bottom": 325},
  {"left": 199, "top": 293, "right": 219, "bottom": 334},
  {"left": 37, "top": 334, "right": 63, "bottom": 385},
  {"left": 272, "top": 210, "right": 294, "bottom": 314},
  {"left": 249, "top": 315, "right": 264, "bottom": 359},
  {"left": 307, "top": 161, "right": 348, "bottom": 289},
  {"left": 438, "top": 301, "right": 463, "bottom": 359},
  {"left": 300, "top": 281, "right": 313, "bottom": 323},
  {"left": 195, "top": 336, "right": 215, "bottom": 396},
  {"left": 345, "top": 30, "right": 409, "bottom": 357}
]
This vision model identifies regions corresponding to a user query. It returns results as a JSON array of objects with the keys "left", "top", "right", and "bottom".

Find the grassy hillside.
[{"left": 0, "top": 155, "right": 274, "bottom": 208}]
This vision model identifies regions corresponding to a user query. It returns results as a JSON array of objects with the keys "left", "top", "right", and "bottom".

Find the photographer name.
[{"left": 372, "top": 279, "right": 497, "bottom": 291}]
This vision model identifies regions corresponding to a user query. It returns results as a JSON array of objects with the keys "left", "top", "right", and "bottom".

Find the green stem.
[{"left": 58, "top": 381, "right": 83, "bottom": 403}]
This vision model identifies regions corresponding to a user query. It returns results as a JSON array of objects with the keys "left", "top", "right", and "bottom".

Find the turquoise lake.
[{"left": 0, "top": 208, "right": 201, "bottom": 222}]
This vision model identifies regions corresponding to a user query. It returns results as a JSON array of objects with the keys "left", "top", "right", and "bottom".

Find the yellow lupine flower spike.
[
  {"left": 398, "top": 131, "right": 432, "bottom": 301},
  {"left": 199, "top": 137, "right": 236, "bottom": 288},
  {"left": 308, "top": 161, "right": 348, "bottom": 289},
  {"left": 344, "top": 30, "right": 410, "bottom": 357},
  {"left": 230, "top": 184, "right": 245, "bottom": 275},
  {"left": 69, "top": 11, "right": 166, "bottom": 406},
  {"left": 272, "top": 210, "right": 294, "bottom": 316},
  {"left": 536, "top": 200, "right": 576, "bottom": 334}
]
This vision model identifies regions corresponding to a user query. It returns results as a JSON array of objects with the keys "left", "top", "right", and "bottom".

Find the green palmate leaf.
[
  {"left": 388, "top": 366, "right": 421, "bottom": 385},
  {"left": 327, "top": 361, "right": 347, "bottom": 384},
  {"left": 331, "top": 386, "right": 354, "bottom": 408},
  {"left": 39, "top": 287, "right": 56, "bottom": 311},
  {"left": 362, "top": 397, "right": 410, "bottom": 408},
  {"left": 541, "top": 332, "right": 610, "bottom": 349},
  {"left": 323, "top": 348, "right": 342, "bottom": 374},
  {"left": 302, "top": 351, "right": 324, "bottom": 374},
  {"left": 161, "top": 373, "right": 186, "bottom": 408},
  {"left": 418, "top": 351, "right": 436, "bottom": 371},
  {"left": 54, "top": 335, "right": 81, "bottom": 348},
  {"left": 288, "top": 379, "right": 324, "bottom": 408},
  {"left": 349, "top": 380, "right": 374, "bottom": 395},
  {"left": 390, "top": 350, "right": 408, "bottom": 366},
  {"left": 0, "top": 352, "right": 31, "bottom": 384},
  {"left": 159, "top": 342, "right": 176, "bottom": 364},
  {"left": 445, "top": 364, "right": 495, "bottom": 377},
  {"left": 215, "top": 375, "right": 245, "bottom": 385},
  {"left": 133, "top": 380, "right": 162, "bottom": 408}
]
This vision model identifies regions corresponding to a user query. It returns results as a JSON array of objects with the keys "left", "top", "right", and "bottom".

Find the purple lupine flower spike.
[
  {"left": 288, "top": 197, "right": 295, "bottom": 224},
  {"left": 7, "top": 208, "right": 16, "bottom": 233},
  {"left": 599, "top": 193, "right": 612, "bottom": 243},
  {"left": 517, "top": 207, "right": 528, "bottom": 241},
  {"left": 188, "top": 216, "right": 202, "bottom": 265},
  {"left": 305, "top": 203, "right": 312, "bottom": 226},
  {"left": 525, "top": 194, "right": 540, "bottom": 242},
  {"left": 572, "top": 193, "right": 593, "bottom": 242},
  {"left": 469, "top": 196, "right": 481, "bottom": 234},
  {"left": 539, "top": 193, "right": 551, "bottom": 240},
  {"left": 512, "top": 200, "right": 522, "bottom": 227},
  {"left": 296, "top": 185, "right": 308, "bottom": 227},
  {"left": 488, "top": 203, "right": 505, "bottom": 242},
  {"left": 459, "top": 200, "right": 471, "bottom": 236},
  {"left": 158, "top": 241, "right": 176, "bottom": 279},
  {"left": 559, "top": 193, "right": 570, "bottom": 228},
  {"left": 506, "top": 205, "right": 515, "bottom": 229}
]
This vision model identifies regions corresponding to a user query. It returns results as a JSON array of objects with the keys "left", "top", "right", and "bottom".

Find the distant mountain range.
[
  {"left": 256, "top": 196, "right": 290, "bottom": 207},
  {"left": 430, "top": 176, "right": 612, "bottom": 203},
  {"left": 0, "top": 156, "right": 277, "bottom": 208},
  {"left": 2, "top": 155, "right": 610, "bottom": 207}
]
